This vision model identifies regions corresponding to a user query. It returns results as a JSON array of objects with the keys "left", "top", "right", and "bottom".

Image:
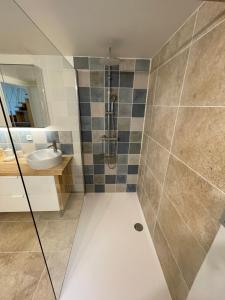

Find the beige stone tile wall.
[{"left": 137, "top": 2, "right": 225, "bottom": 299}]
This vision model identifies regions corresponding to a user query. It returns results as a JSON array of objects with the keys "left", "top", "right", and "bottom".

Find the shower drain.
[{"left": 134, "top": 223, "right": 144, "bottom": 232}]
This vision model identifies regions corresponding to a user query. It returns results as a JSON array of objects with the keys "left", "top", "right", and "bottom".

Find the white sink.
[{"left": 26, "top": 149, "right": 62, "bottom": 170}]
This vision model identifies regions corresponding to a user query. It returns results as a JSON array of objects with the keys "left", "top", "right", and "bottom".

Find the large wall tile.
[
  {"left": 154, "top": 49, "right": 189, "bottom": 106},
  {"left": 181, "top": 21, "right": 225, "bottom": 106},
  {"left": 148, "top": 70, "right": 157, "bottom": 106},
  {"left": 164, "top": 156, "right": 224, "bottom": 251},
  {"left": 158, "top": 194, "right": 206, "bottom": 288},
  {"left": 0, "top": 252, "right": 45, "bottom": 299},
  {"left": 138, "top": 5, "right": 225, "bottom": 299},
  {"left": 147, "top": 138, "right": 170, "bottom": 185},
  {"left": 150, "top": 106, "right": 177, "bottom": 150},
  {"left": 154, "top": 223, "right": 189, "bottom": 300},
  {"left": 140, "top": 192, "right": 156, "bottom": 236},
  {"left": 151, "top": 53, "right": 160, "bottom": 71},
  {"left": 194, "top": 2, "right": 225, "bottom": 37},
  {"left": 159, "top": 13, "right": 196, "bottom": 65},
  {"left": 143, "top": 166, "right": 162, "bottom": 213},
  {"left": 172, "top": 107, "right": 225, "bottom": 193}
]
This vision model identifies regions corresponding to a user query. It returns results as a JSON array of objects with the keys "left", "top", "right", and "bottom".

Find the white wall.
[{"left": 0, "top": 54, "right": 83, "bottom": 192}]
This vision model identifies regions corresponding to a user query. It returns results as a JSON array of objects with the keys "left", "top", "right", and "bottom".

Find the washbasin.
[{"left": 26, "top": 149, "right": 62, "bottom": 170}]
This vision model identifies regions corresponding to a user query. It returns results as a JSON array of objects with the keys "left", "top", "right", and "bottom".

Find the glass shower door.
[{"left": 0, "top": 97, "right": 55, "bottom": 299}]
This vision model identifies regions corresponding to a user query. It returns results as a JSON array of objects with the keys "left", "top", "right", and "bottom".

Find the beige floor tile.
[
  {"left": 33, "top": 268, "right": 55, "bottom": 300},
  {"left": 0, "top": 221, "right": 39, "bottom": 252},
  {"left": 0, "top": 252, "right": 44, "bottom": 300},
  {"left": 40, "top": 220, "right": 77, "bottom": 252},
  {"left": 46, "top": 249, "right": 71, "bottom": 298},
  {"left": 38, "top": 194, "right": 83, "bottom": 222},
  {"left": 0, "top": 212, "right": 33, "bottom": 222}
]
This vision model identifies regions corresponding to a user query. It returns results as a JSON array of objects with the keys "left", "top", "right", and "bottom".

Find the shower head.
[{"left": 101, "top": 47, "right": 120, "bottom": 66}]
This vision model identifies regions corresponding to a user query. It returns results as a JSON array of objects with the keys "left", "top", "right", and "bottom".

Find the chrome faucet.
[{"left": 48, "top": 140, "right": 57, "bottom": 152}]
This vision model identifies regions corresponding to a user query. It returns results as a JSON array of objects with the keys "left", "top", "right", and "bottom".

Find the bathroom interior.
[{"left": 0, "top": 0, "right": 224, "bottom": 299}]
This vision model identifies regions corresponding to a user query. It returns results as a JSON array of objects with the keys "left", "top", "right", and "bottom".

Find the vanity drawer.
[
  {"left": 0, "top": 194, "right": 29, "bottom": 212},
  {"left": 24, "top": 176, "right": 58, "bottom": 195},
  {"left": 23, "top": 176, "right": 60, "bottom": 211},
  {"left": 0, "top": 176, "right": 24, "bottom": 195}
]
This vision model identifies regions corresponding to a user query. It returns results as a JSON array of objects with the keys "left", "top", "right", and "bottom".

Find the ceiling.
[
  {"left": 4, "top": 0, "right": 200, "bottom": 58},
  {"left": 0, "top": 0, "right": 60, "bottom": 55}
]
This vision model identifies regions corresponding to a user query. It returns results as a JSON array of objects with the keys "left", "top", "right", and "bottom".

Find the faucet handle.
[{"left": 48, "top": 140, "right": 57, "bottom": 152}]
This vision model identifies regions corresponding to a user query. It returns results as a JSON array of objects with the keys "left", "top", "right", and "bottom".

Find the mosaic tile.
[
  {"left": 74, "top": 57, "right": 89, "bottom": 69},
  {"left": 120, "top": 72, "right": 134, "bottom": 87},
  {"left": 78, "top": 87, "right": 90, "bottom": 102},
  {"left": 135, "top": 59, "right": 150, "bottom": 72}
]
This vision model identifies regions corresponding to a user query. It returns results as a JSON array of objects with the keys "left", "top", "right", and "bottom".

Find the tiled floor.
[
  {"left": 61, "top": 193, "right": 171, "bottom": 300},
  {"left": 0, "top": 193, "right": 83, "bottom": 299}
]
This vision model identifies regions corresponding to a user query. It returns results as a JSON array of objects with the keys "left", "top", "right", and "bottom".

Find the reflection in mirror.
[{"left": 0, "top": 64, "right": 49, "bottom": 128}]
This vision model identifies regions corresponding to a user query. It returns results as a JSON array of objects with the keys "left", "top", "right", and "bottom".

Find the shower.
[{"left": 101, "top": 47, "right": 120, "bottom": 169}]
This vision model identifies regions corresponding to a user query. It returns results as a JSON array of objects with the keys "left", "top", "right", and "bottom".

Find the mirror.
[{"left": 0, "top": 64, "right": 49, "bottom": 128}]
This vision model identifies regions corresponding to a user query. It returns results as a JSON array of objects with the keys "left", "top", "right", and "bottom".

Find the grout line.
[
  {"left": 147, "top": 134, "right": 225, "bottom": 205},
  {"left": 151, "top": 2, "right": 203, "bottom": 60},
  {"left": 31, "top": 266, "right": 46, "bottom": 300},
  {"left": 152, "top": 10, "right": 199, "bottom": 237},
  {"left": 156, "top": 44, "right": 191, "bottom": 74},
  {"left": 171, "top": 152, "right": 225, "bottom": 199},
  {"left": 138, "top": 63, "right": 151, "bottom": 167},
  {"left": 156, "top": 220, "right": 191, "bottom": 293},
  {"left": 192, "top": 14, "right": 225, "bottom": 45},
  {"left": 146, "top": 163, "right": 163, "bottom": 188},
  {"left": 163, "top": 189, "right": 207, "bottom": 254},
  {"left": 155, "top": 15, "right": 225, "bottom": 73},
  {"left": 148, "top": 136, "right": 170, "bottom": 154}
]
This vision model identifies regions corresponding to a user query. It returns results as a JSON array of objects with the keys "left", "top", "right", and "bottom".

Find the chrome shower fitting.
[{"left": 101, "top": 47, "right": 120, "bottom": 169}]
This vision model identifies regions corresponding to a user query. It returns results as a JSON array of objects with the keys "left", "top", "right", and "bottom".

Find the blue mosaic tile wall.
[{"left": 74, "top": 57, "right": 150, "bottom": 193}]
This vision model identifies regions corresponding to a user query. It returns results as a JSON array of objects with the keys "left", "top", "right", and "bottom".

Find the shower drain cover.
[{"left": 134, "top": 223, "right": 143, "bottom": 232}]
